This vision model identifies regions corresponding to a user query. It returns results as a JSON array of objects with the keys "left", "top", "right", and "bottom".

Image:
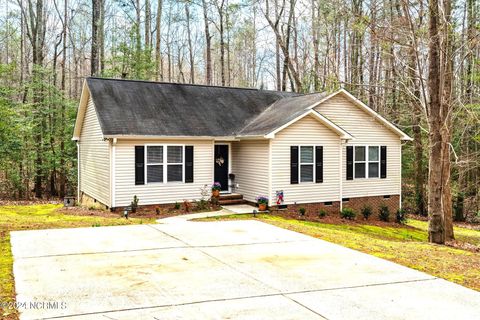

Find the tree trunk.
[
  {"left": 99, "top": 0, "right": 105, "bottom": 75},
  {"left": 442, "top": 0, "right": 454, "bottom": 240},
  {"left": 155, "top": 0, "right": 163, "bottom": 80},
  {"left": 427, "top": 0, "right": 445, "bottom": 244},
  {"left": 202, "top": 0, "right": 212, "bottom": 85},
  {"left": 311, "top": 0, "right": 320, "bottom": 91},
  {"left": 145, "top": 0, "right": 151, "bottom": 49},
  {"left": 91, "top": 0, "right": 101, "bottom": 76},
  {"left": 216, "top": 0, "right": 226, "bottom": 86},
  {"left": 185, "top": 3, "right": 195, "bottom": 84}
]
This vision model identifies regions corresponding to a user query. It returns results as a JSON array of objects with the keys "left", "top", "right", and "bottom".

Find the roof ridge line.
[{"left": 87, "top": 76, "right": 302, "bottom": 94}]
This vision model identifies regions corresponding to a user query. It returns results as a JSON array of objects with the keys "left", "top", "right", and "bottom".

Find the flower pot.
[
  {"left": 212, "top": 189, "right": 220, "bottom": 198},
  {"left": 258, "top": 203, "right": 267, "bottom": 211}
]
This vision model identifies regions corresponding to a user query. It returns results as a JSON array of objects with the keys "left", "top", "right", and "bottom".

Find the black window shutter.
[
  {"left": 290, "top": 146, "right": 299, "bottom": 184},
  {"left": 315, "top": 146, "right": 323, "bottom": 183},
  {"left": 135, "top": 146, "right": 145, "bottom": 185},
  {"left": 380, "top": 146, "right": 387, "bottom": 179},
  {"left": 346, "top": 146, "right": 353, "bottom": 180},
  {"left": 185, "top": 146, "right": 194, "bottom": 183}
]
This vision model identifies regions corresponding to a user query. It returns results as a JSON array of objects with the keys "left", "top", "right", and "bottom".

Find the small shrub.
[
  {"left": 378, "top": 205, "right": 390, "bottom": 222},
  {"left": 131, "top": 195, "right": 139, "bottom": 213},
  {"left": 197, "top": 199, "right": 209, "bottom": 211},
  {"left": 340, "top": 207, "right": 356, "bottom": 220},
  {"left": 361, "top": 205, "right": 372, "bottom": 220},
  {"left": 318, "top": 209, "right": 327, "bottom": 218},
  {"left": 299, "top": 207, "right": 306, "bottom": 217},
  {"left": 396, "top": 208, "right": 407, "bottom": 224},
  {"left": 174, "top": 202, "right": 181, "bottom": 210}
]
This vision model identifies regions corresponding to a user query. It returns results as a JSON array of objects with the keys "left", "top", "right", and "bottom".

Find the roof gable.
[{"left": 313, "top": 89, "right": 412, "bottom": 141}]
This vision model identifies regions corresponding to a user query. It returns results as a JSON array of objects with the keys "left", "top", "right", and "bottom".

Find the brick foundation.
[
  {"left": 270, "top": 194, "right": 400, "bottom": 217},
  {"left": 271, "top": 201, "right": 341, "bottom": 216},
  {"left": 342, "top": 195, "right": 400, "bottom": 214}
]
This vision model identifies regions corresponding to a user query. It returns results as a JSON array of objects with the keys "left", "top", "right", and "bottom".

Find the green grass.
[
  {"left": 0, "top": 204, "right": 155, "bottom": 319},
  {"left": 201, "top": 214, "right": 480, "bottom": 291}
]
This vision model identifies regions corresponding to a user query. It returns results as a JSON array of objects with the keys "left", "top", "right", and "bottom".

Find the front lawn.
[
  {"left": 201, "top": 214, "right": 480, "bottom": 291},
  {"left": 0, "top": 204, "right": 155, "bottom": 320}
]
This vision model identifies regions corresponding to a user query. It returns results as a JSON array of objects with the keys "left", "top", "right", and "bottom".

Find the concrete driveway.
[{"left": 10, "top": 214, "right": 480, "bottom": 320}]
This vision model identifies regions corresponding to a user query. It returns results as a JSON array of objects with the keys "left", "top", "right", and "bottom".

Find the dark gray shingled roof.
[
  {"left": 86, "top": 77, "right": 328, "bottom": 137},
  {"left": 238, "top": 92, "right": 329, "bottom": 136}
]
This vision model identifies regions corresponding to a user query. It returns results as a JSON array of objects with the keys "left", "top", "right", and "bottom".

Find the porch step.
[
  {"left": 219, "top": 199, "right": 246, "bottom": 205},
  {"left": 218, "top": 193, "right": 245, "bottom": 205},
  {"left": 219, "top": 193, "right": 243, "bottom": 200}
]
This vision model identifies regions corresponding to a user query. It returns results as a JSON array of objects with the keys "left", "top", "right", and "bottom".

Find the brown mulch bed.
[
  {"left": 269, "top": 209, "right": 414, "bottom": 228},
  {"left": 0, "top": 200, "right": 61, "bottom": 206},
  {"left": 56, "top": 206, "right": 180, "bottom": 220},
  {"left": 55, "top": 205, "right": 221, "bottom": 220}
]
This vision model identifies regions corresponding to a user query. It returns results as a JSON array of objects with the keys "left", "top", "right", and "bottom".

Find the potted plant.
[
  {"left": 211, "top": 182, "right": 222, "bottom": 198},
  {"left": 256, "top": 196, "right": 268, "bottom": 211}
]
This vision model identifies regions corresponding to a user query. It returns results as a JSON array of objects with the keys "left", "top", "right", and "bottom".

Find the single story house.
[{"left": 73, "top": 77, "right": 412, "bottom": 213}]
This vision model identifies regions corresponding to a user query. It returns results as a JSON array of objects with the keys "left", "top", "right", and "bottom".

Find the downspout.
[
  {"left": 77, "top": 142, "right": 80, "bottom": 204},
  {"left": 400, "top": 142, "right": 405, "bottom": 210},
  {"left": 339, "top": 139, "right": 344, "bottom": 212},
  {"left": 111, "top": 138, "right": 117, "bottom": 210},
  {"left": 268, "top": 138, "right": 273, "bottom": 207}
]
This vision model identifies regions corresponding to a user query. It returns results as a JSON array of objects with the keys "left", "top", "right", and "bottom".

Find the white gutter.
[
  {"left": 76, "top": 142, "right": 80, "bottom": 204},
  {"left": 339, "top": 139, "right": 344, "bottom": 211},
  {"left": 110, "top": 138, "right": 117, "bottom": 209}
]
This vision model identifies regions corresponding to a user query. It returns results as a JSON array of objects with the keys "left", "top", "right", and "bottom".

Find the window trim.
[
  {"left": 298, "top": 145, "right": 317, "bottom": 184},
  {"left": 353, "top": 145, "right": 380, "bottom": 179},
  {"left": 145, "top": 144, "right": 185, "bottom": 184}
]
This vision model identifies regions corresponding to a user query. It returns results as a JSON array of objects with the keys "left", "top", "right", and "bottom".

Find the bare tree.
[
  {"left": 91, "top": 0, "right": 101, "bottom": 76},
  {"left": 185, "top": 2, "right": 195, "bottom": 83},
  {"left": 202, "top": 0, "right": 212, "bottom": 84},
  {"left": 155, "top": 0, "right": 163, "bottom": 80}
]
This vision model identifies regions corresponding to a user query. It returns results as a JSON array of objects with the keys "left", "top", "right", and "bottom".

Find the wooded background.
[{"left": 0, "top": 0, "right": 478, "bottom": 234}]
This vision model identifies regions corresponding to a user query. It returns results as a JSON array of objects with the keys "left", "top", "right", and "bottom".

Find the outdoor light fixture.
[
  {"left": 124, "top": 208, "right": 129, "bottom": 219},
  {"left": 253, "top": 209, "right": 257, "bottom": 218}
]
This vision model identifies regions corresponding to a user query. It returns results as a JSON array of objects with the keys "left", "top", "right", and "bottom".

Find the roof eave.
[{"left": 103, "top": 134, "right": 240, "bottom": 141}]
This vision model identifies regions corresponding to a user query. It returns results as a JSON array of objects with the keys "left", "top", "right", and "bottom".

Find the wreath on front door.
[{"left": 216, "top": 156, "right": 225, "bottom": 166}]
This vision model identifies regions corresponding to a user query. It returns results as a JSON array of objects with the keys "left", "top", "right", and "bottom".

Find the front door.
[{"left": 214, "top": 144, "right": 229, "bottom": 192}]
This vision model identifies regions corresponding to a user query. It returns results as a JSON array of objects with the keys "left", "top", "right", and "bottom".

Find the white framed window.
[
  {"left": 368, "top": 146, "right": 380, "bottom": 178},
  {"left": 146, "top": 146, "right": 164, "bottom": 183},
  {"left": 146, "top": 145, "right": 184, "bottom": 183},
  {"left": 354, "top": 145, "right": 380, "bottom": 179},
  {"left": 300, "top": 146, "right": 314, "bottom": 183},
  {"left": 167, "top": 146, "right": 183, "bottom": 182}
]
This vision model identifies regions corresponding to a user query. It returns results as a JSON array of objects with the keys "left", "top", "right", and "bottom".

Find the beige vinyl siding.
[
  {"left": 114, "top": 140, "right": 213, "bottom": 207},
  {"left": 79, "top": 97, "right": 110, "bottom": 206},
  {"left": 315, "top": 94, "right": 401, "bottom": 197},
  {"left": 231, "top": 140, "right": 269, "bottom": 203},
  {"left": 270, "top": 115, "right": 341, "bottom": 205}
]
